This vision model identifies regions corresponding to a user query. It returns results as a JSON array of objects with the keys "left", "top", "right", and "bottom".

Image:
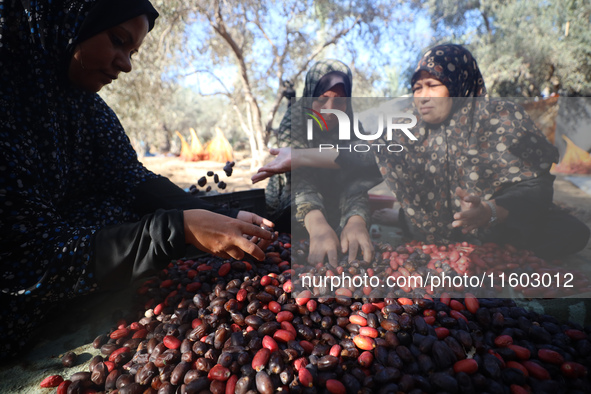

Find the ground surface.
[{"left": 1, "top": 154, "right": 591, "bottom": 392}]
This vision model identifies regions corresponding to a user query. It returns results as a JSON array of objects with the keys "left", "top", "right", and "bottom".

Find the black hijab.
[
  {"left": 75, "top": 0, "right": 159, "bottom": 45},
  {"left": 313, "top": 71, "right": 352, "bottom": 98},
  {"left": 280, "top": 59, "right": 356, "bottom": 149}
]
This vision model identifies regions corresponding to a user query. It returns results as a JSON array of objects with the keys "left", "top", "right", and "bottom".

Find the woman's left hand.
[
  {"left": 340, "top": 215, "right": 374, "bottom": 263},
  {"left": 251, "top": 148, "right": 292, "bottom": 184},
  {"left": 452, "top": 187, "right": 491, "bottom": 233}
]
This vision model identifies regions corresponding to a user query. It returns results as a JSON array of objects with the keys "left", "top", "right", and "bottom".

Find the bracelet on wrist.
[{"left": 483, "top": 200, "right": 497, "bottom": 227}]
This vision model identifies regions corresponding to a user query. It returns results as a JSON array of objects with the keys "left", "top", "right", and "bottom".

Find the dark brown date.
[
  {"left": 255, "top": 371, "right": 274, "bottom": 394},
  {"left": 91, "top": 362, "right": 107, "bottom": 386},
  {"left": 61, "top": 351, "right": 77, "bottom": 368},
  {"left": 170, "top": 361, "right": 191, "bottom": 385}
]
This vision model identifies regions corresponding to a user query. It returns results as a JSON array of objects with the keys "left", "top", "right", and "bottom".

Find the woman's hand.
[
  {"left": 183, "top": 209, "right": 274, "bottom": 261},
  {"left": 304, "top": 210, "right": 340, "bottom": 267},
  {"left": 308, "top": 225, "right": 340, "bottom": 268},
  {"left": 340, "top": 215, "right": 374, "bottom": 263},
  {"left": 251, "top": 147, "right": 292, "bottom": 184},
  {"left": 452, "top": 187, "right": 492, "bottom": 233},
  {"left": 236, "top": 210, "right": 274, "bottom": 229}
]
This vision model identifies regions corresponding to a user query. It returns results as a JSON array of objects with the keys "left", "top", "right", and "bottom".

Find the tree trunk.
[
  {"left": 232, "top": 104, "right": 258, "bottom": 170},
  {"left": 212, "top": 0, "right": 266, "bottom": 168}
]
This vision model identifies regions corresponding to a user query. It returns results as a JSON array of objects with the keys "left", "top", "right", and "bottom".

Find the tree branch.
[
  {"left": 264, "top": 14, "right": 362, "bottom": 134},
  {"left": 480, "top": 10, "right": 492, "bottom": 37},
  {"left": 210, "top": 0, "right": 265, "bottom": 164},
  {"left": 253, "top": 14, "right": 278, "bottom": 58},
  {"left": 181, "top": 69, "right": 233, "bottom": 97},
  {"left": 292, "top": 15, "right": 362, "bottom": 83}
]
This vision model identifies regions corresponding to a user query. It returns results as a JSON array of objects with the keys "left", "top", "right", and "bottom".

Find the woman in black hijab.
[
  {"left": 263, "top": 60, "right": 376, "bottom": 267},
  {"left": 0, "top": 0, "right": 273, "bottom": 358}
]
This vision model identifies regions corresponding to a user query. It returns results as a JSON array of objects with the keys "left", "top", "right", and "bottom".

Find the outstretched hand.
[
  {"left": 452, "top": 187, "right": 491, "bottom": 233},
  {"left": 251, "top": 147, "right": 292, "bottom": 184},
  {"left": 183, "top": 209, "right": 274, "bottom": 261}
]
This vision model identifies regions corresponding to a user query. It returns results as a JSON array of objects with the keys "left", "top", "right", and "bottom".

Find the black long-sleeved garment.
[{"left": 93, "top": 177, "right": 238, "bottom": 289}]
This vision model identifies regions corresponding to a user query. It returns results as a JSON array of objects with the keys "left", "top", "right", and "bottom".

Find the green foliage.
[
  {"left": 411, "top": 0, "right": 591, "bottom": 96},
  {"left": 187, "top": 0, "right": 417, "bottom": 96},
  {"left": 101, "top": 0, "right": 591, "bottom": 154},
  {"left": 103, "top": 0, "right": 425, "bottom": 154},
  {"left": 99, "top": 0, "right": 187, "bottom": 152}
]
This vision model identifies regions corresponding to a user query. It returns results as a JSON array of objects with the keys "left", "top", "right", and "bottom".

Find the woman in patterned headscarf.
[
  {"left": 257, "top": 44, "right": 590, "bottom": 258},
  {"left": 263, "top": 60, "right": 376, "bottom": 267},
  {"left": 371, "top": 44, "right": 589, "bottom": 256},
  {"left": 0, "top": 0, "right": 274, "bottom": 358}
]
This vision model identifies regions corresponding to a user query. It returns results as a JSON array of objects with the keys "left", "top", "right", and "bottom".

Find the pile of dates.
[{"left": 40, "top": 235, "right": 591, "bottom": 393}]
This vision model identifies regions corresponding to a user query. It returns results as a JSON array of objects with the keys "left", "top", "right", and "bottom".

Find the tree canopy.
[
  {"left": 100, "top": 0, "right": 590, "bottom": 159},
  {"left": 410, "top": 0, "right": 591, "bottom": 96}
]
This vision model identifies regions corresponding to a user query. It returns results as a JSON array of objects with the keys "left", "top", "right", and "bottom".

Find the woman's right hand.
[
  {"left": 183, "top": 209, "right": 274, "bottom": 261},
  {"left": 340, "top": 215, "right": 374, "bottom": 263},
  {"left": 308, "top": 225, "right": 340, "bottom": 268},
  {"left": 305, "top": 210, "right": 340, "bottom": 267},
  {"left": 251, "top": 147, "right": 292, "bottom": 183}
]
